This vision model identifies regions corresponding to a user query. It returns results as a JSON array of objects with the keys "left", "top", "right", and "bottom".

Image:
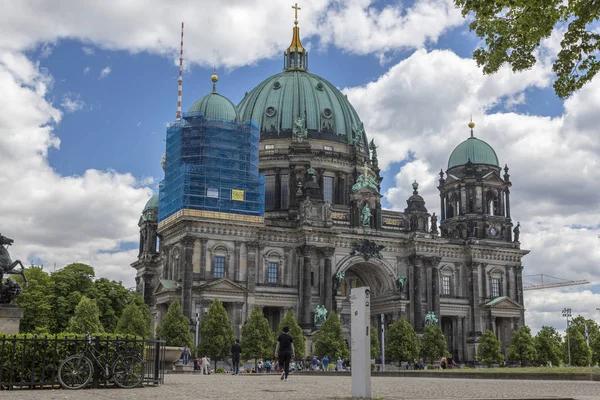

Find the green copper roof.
[
  {"left": 485, "top": 296, "right": 508, "bottom": 306},
  {"left": 237, "top": 70, "right": 367, "bottom": 147},
  {"left": 188, "top": 92, "right": 238, "bottom": 121},
  {"left": 448, "top": 137, "right": 499, "bottom": 169},
  {"left": 143, "top": 194, "right": 159, "bottom": 211}
]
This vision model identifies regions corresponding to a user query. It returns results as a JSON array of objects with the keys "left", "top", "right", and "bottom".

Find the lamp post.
[{"left": 562, "top": 308, "right": 572, "bottom": 366}]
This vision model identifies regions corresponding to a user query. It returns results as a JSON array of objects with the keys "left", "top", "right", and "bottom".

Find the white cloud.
[
  {"left": 60, "top": 92, "right": 85, "bottom": 113},
  {"left": 0, "top": 0, "right": 466, "bottom": 68},
  {"left": 98, "top": 66, "right": 111, "bottom": 79},
  {"left": 39, "top": 42, "right": 53, "bottom": 58},
  {"left": 82, "top": 46, "right": 95, "bottom": 55},
  {"left": 83, "top": 66, "right": 90, "bottom": 75},
  {"left": 0, "top": 53, "right": 152, "bottom": 286},
  {"left": 343, "top": 37, "right": 600, "bottom": 335}
]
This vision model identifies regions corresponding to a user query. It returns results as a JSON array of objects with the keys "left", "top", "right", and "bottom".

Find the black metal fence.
[{"left": 0, "top": 335, "right": 165, "bottom": 390}]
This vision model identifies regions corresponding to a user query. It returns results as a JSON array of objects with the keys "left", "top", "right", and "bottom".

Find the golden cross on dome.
[{"left": 292, "top": 2, "right": 301, "bottom": 25}]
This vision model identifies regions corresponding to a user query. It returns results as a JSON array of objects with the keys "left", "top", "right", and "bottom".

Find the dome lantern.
[{"left": 284, "top": 2, "right": 308, "bottom": 71}]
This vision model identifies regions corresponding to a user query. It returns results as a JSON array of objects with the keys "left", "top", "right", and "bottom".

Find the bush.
[{"left": 215, "top": 367, "right": 225, "bottom": 374}]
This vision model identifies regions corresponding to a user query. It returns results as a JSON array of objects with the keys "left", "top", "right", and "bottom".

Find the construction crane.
[{"left": 522, "top": 274, "right": 590, "bottom": 291}]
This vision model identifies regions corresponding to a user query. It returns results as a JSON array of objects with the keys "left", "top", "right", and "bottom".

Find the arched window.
[
  {"left": 209, "top": 244, "right": 231, "bottom": 279},
  {"left": 440, "top": 266, "right": 455, "bottom": 297},
  {"left": 485, "top": 191, "right": 497, "bottom": 216},
  {"left": 263, "top": 250, "right": 284, "bottom": 285}
]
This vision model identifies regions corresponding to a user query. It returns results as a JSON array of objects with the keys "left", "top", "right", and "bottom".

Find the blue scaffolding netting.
[{"left": 158, "top": 112, "right": 265, "bottom": 222}]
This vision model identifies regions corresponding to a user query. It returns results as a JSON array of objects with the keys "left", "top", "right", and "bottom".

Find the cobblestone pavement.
[{"left": 1, "top": 374, "right": 599, "bottom": 399}]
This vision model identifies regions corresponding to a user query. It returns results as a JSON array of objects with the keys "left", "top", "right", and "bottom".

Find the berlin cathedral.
[{"left": 131, "top": 7, "right": 529, "bottom": 363}]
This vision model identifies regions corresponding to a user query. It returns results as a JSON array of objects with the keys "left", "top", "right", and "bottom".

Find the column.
[
  {"left": 162, "top": 246, "right": 171, "bottom": 279},
  {"left": 515, "top": 265, "right": 524, "bottom": 305},
  {"left": 504, "top": 189, "right": 511, "bottom": 218},
  {"left": 200, "top": 238, "right": 208, "bottom": 280},
  {"left": 234, "top": 241, "right": 241, "bottom": 282},
  {"left": 451, "top": 317, "right": 458, "bottom": 360},
  {"left": 409, "top": 255, "right": 423, "bottom": 332},
  {"left": 460, "top": 316, "right": 467, "bottom": 362},
  {"left": 470, "top": 263, "right": 482, "bottom": 334},
  {"left": 460, "top": 184, "right": 467, "bottom": 215},
  {"left": 283, "top": 247, "right": 293, "bottom": 286},
  {"left": 321, "top": 248, "right": 335, "bottom": 312},
  {"left": 301, "top": 246, "right": 313, "bottom": 327},
  {"left": 181, "top": 236, "right": 196, "bottom": 319},
  {"left": 432, "top": 266, "right": 440, "bottom": 321},
  {"left": 440, "top": 194, "right": 445, "bottom": 221},
  {"left": 246, "top": 242, "right": 259, "bottom": 293},
  {"left": 275, "top": 169, "right": 281, "bottom": 210},
  {"left": 480, "top": 264, "right": 487, "bottom": 300}
]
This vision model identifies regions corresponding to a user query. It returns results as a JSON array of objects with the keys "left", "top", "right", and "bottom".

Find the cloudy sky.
[{"left": 0, "top": 0, "right": 598, "bottom": 334}]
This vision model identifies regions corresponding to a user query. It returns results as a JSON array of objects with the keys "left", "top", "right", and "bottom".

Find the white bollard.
[{"left": 350, "top": 287, "right": 371, "bottom": 399}]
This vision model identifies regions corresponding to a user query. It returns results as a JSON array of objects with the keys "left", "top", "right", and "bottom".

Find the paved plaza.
[{"left": 1, "top": 374, "right": 599, "bottom": 399}]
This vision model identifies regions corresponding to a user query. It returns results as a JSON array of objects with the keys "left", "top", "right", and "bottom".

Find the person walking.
[
  {"left": 201, "top": 355, "right": 210, "bottom": 375},
  {"left": 336, "top": 358, "right": 343, "bottom": 372},
  {"left": 182, "top": 346, "right": 191, "bottom": 365},
  {"left": 231, "top": 339, "right": 242, "bottom": 375},
  {"left": 274, "top": 325, "right": 295, "bottom": 381}
]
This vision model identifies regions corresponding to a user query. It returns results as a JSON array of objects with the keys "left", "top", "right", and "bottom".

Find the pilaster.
[
  {"left": 200, "top": 238, "right": 208, "bottom": 280},
  {"left": 180, "top": 236, "right": 196, "bottom": 319},
  {"left": 301, "top": 245, "right": 313, "bottom": 327},
  {"left": 320, "top": 247, "right": 335, "bottom": 312},
  {"left": 246, "top": 242, "right": 259, "bottom": 293}
]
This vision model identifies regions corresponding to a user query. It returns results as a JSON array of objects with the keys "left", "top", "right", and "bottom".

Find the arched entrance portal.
[{"left": 334, "top": 256, "right": 402, "bottom": 352}]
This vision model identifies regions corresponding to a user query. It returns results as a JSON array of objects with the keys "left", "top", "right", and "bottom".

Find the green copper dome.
[
  {"left": 188, "top": 92, "right": 238, "bottom": 121},
  {"left": 448, "top": 136, "right": 499, "bottom": 169},
  {"left": 237, "top": 70, "right": 367, "bottom": 149},
  {"left": 143, "top": 194, "right": 159, "bottom": 212}
]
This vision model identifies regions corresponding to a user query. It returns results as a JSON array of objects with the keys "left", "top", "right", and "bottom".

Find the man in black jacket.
[
  {"left": 274, "top": 326, "right": 295, "bottom": 381},
  {"left": 231, "top": 339, "right": 242, "bottom": 375}
]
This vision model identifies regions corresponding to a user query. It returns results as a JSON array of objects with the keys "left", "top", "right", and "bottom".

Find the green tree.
[
  {"left": 198, "top": 299, "right": 235, "bottom": 370},
  {"left": 156, "top": 300, "right": 193, "bottom": 348},
  {"left": 51, "top": 263, "right": 95, "bottom": 333},
  {"left": 242, "top": 306, "right": 276, "bottom": 369},
  {"left": 507, "top": 326, "right": 537, "bottom": 366},
  {"left": 569, "top": 315, "right": 599, "bottom": 347},
  {"left": 277, "top": 309, "right": 306, "bottom": 360},
  {"left": 386, "top": 318, "right": 420, "bottom": 365},
  {"left": 67, "top": 296, "right": 105, "bottom": 334},
  {"left": 454, "top": 0, "right": 600, "bottom": 99},
  {"left": 370, "top": 325, "right": 380, "bottom": 360},
  {"left": 115, "top": 302, "right": 151, "bottom": 338},
  {"left": 420, "top": 324, "right": 447, "bottom": 364},
  {"left": 89, "top": 277, "right": 133, "bottom": 333},
  {"left": 534, "top": 326, "right": 563, "bottom": 367},
  {"left": 591, "top": 334, "right": 600, "bottom": 366},
  {"left": 477, "top": 330, "right": 504, "bottom": 367},
  {"left": 564, "top": 327, "right": 591, "bottom": 366},
  {"left": 313, "top": 312, "right": 349, "bottom": 360},
  {"left": 14, "top": 267, "right": 55, "bottom": 333}
]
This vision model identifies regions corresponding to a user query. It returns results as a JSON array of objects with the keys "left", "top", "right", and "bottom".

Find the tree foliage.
[
  {"left": 534, "top": 326, "right": 563, "bottom": 367},
  {"left": 67, "top": 296, "right": 105, "bottom": 334},
  {"left": 313, "top": 312, "right": 349, "bottom": 360},
  {"left": 51, "top": 263, "right": 95, "bottom": 332},
  {"left": 91, "top": 277, "right": 133, "bottom": 333},
  {"left": 420, "top": 324, "right": 447, "bottom": 364},
  {"left": 477, "top": 330, "right": 504, "bottom": 367},
  {"left": 569, "top": 315, "right": 599, "bottom": 346},
  {"left": 564, "top": 326, "right": 591, "bottom": 366},
  {"left": 242, "top": 306, "right": 275, "bottom": 365},
  {"left": 386, "top": 318, "right": 419, "bottom": 364},
  {"left": 14, "top": 267, "right": 55, "bottom": 333},
  {"left": 278, "top": 309, "right": 306, "bottom": 360},
  {"left": 454, "top": 0, "right": 600, "bottom": 98},
  {"left": 370, "top": 325, "right": 380, "bottom": 360},
  {"left": 591, "top": 334, "right": 600, "bottom": 366},
  {"left": 116, "top": 302, "right": 151, "bottom": 338},
  {"left": 198, "top": 299, "right": 235, "bottom": 367},
  {"left": 156, "top": 300, "right": 193, "bottom": 348},
  {"left": 507, "top": 326, "right": 536, "bottom": 366}
]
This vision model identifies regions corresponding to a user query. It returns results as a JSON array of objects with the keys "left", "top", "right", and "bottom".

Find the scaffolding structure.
[{"left": 158, "top": 112, "right": 265, "bottom": 222}]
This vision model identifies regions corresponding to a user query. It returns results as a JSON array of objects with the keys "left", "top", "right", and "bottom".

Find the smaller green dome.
[
  {"left": 188, "top": 92, "right": 238, "bottom": 121},
  {"left": 143, "top": 194, "right": 159, "bottom": 212},
  {"left": 448, "top": 137, "right": 499, "bottom": 169}
]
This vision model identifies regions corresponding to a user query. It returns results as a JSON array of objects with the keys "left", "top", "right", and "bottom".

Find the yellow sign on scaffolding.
[{"left": 231, "top": 189, "right": 245, "bottom": 201}]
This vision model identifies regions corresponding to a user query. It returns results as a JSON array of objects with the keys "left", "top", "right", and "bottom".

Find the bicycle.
[{"left": 57, "top": 333, "right": 145, "bottom": 390}]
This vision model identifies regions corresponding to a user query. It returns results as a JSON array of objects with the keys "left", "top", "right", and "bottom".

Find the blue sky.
[{"left": 1, "top": 0, "right": 599, "bottom": 333}]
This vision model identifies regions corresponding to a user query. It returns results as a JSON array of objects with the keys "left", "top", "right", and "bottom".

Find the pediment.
[
  {"left": 154, "top": 279, "right": 180, "bottom": 294},
  {"left": 483, "top": 296, "right": 523, "bottom": 310},
  {"left": 200, "top": 278, "right": 248, "bottom": 294},
  {"left": 481, "top": 171, "right": 504, "bottom": 183}
]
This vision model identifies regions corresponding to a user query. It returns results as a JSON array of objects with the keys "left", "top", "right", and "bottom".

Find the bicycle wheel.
[
  {"left": 58, "top": 355, "right": 93, "bottom": 390},
  {"left": 112, "top": 354, "right": 145, "bottom": 389}
]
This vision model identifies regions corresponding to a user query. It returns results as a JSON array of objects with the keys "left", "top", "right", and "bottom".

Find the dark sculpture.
[
  {"left": 351, "top": 239, "right": 385, "bottom": 261},
  {"left": 395, "top": 276, "right": 407, "bottom": 292},
  {"left": 513, "top": 222, "right": 520, "bottom": 242},
  {"left": 0, "top": 233, "right": 27, "bottom": 304},
  {"left": 430, "top": 213, "right": 438, "bottom": 234}
]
